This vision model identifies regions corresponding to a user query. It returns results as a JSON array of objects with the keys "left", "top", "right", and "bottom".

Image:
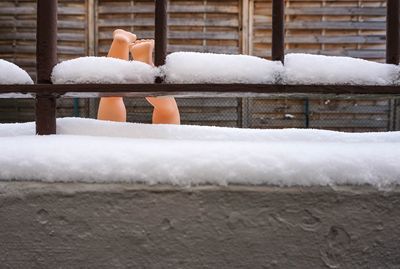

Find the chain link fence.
[
  {"left": 1, "top": 96, "right": 399, "bottom": 132},
  {"left": 83, "top": 96, "right": 400, "bottom": 132}
]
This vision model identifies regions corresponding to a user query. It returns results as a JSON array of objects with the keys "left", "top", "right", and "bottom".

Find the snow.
[
  {"left": 0, "top": 117, "right": 399, "bottom": 188},
  {"left": 2, "top": 53, "right": 398, "bottom": 86},
  {"left": 283, "top": 53, "right": 400, "bottom": 85},
  {"left": 51, "top": 56, "right": 157, "bottom": 84},
  {"left": 163, "top": 52, "right": 283, "bottom": 84},
  {"left": 41, "top": 53, "right": 400, "bottom": 85},
  {"left": 162, "top": 52, "right": 399, "bottom": 85},
  {"left": 0, "top": 59, "right": 33, "bottom": 85},
  {"left": 0, "top": 93, "right": 33, "bottom": 98}
]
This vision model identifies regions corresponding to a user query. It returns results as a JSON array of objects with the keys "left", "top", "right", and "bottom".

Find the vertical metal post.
[
  {"left": 155, "top": 0, "right": 168, "bottom": 68},
  {"left": 272, "top": 0, "right": 285, "bottom": 63},
  {"left": 386, "top": 0, "right": 399, "bottom": 64},
  {"left": 304, "top": 98, "right": 310, "bottom": 128},
  {"left": 36, "top": 0, "right": 58, "bottom": 135},
  {"left": 36, "top": 96, "right": 57, "bottom": 134}
]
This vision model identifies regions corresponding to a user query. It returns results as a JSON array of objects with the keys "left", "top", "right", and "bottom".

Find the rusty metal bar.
[
  {"left": 272, "top": 0, "right": 285, "bottom": 63},
  {"left": 386, "top": 0, "right": 400, "bottom": 64},
  {"left": 36, "top": 0, "right": 58, "bottom": 135},
  {"left": 1, "top": 84, "right": 400, "bottom": 97},
  {"left": 155, "top": 0, "right": 168, "bottom": 67},
  {"left": 35, "top": 95, "right": 57, "bottom": 134}
]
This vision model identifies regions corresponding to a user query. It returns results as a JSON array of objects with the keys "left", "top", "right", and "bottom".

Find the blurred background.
[{"left": 0, "top": 0, "right": 399, "bottom": 131}]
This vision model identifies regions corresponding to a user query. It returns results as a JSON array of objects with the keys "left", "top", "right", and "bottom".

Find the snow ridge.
[{"left": 0, "top": 118, "right": 399, "bottom": 188}]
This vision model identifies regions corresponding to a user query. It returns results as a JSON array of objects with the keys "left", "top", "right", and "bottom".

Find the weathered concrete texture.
[{"left": 0, "top": 182, "right": 400, "bottom": 269}]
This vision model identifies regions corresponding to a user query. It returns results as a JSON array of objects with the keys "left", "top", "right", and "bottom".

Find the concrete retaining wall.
[{"left": 0, "top": 182, "right": 399, "bottom": 268}]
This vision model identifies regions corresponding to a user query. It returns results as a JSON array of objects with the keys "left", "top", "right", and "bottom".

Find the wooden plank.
[
  {"left": 252, "top": 48, "right": 385, "bottom": 59},
  {"left": 0, "top": 20, "right": 86, "bottom": 29},
  {"left": 97, "top": 18, "right": 239, "bottom": 27},
  {"left": 98, "top": 45, "right": 240, "bottom": 54},
  {"left": 254, "top": 35, "right": 385, "bottom": 44},
  {"left": 282, "top": 7, "right": 385, "bottom": 16},
  {"left": 251, "top": 0, "right": 387, "bottom": 63},
  {"left": 289, "top": 7, "right": 385, "bottom": 16},
  {"left": 241, "top": 0, "right": 250, "bottom": 54},
  {"left": 251, "top": 118, "right": 306, "bottom": 128},
  {"left": 309, "top": 119, "right": 388, "bottom": 128},
  {"left": 98, "top": 31, "right": 239, "bottom": 40},
  {"left": 87, "top": 0, "right": 96, "bottom": 56},
  {"left": 254, "top": 21, "right": 386, "bottom": 30},
  {"left": 98, "top": 5, "right": 239, "bottom": 14},
  {"left": 0, "top": 6, "right": 85, "bottom": 15}
]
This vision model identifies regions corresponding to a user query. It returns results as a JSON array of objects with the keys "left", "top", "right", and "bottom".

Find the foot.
[
  {"left": 130, "top": 39, "right": 180, "bottom": 124},
  {"left": 129, "top": 39, "right": 155, "bottom": 66},
  {"left": 112, "top": 29, "right": 137, "bottom": 44}
]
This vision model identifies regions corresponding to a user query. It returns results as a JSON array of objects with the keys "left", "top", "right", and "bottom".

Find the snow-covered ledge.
[
  {"left": 1, "top": 118, "right": 399, "bottom": 267},
  {"left": 0, "top": 182, "right": 399, "bottom": 268}
]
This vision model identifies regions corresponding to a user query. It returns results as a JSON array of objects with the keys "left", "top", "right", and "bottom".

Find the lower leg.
[
  {"left": 130, "top": 40, "right": 180, "bottom": 125},
  {"left": 97, "top": 97, "right": 126, "bottom": 122}
]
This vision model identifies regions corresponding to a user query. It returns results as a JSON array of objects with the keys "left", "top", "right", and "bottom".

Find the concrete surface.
[{"left": 0, "top": 182, "right": 400, "bottom": 268}]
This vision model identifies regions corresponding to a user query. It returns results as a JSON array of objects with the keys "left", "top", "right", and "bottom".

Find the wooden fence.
[{"left": 0, "top": 0, "right": 399, "bottom": 131}]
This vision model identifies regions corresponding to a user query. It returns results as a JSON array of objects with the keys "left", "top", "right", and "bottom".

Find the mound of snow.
[
  {"left": 0, "top": 118, "right": 399, "bottom": 188},
  {"left": 163, "top": 52, "right": 283, "bottom": 84},
  {"left": 0, "top": 59, "right": 33, "bottom": 85},
  {"left": 283, "top": 53, "right": 399, "bottom": 85},
  {"left": 51, "top": 56, "right": 157, "bottom": 84}
]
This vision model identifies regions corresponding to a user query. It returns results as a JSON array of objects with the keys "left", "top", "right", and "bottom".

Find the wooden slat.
[
  {"left": 0, "top": 0, "right": 89, "bottom": 125},
  {"left": 0, "top": 6, "right": 86, "bottom": 15},
  {"left": 254, "top": 21, "right": 386, "bottom": 31},
  {"left": 96, "top": 0, "right": 241, "bottom": 57},
  {"left": 98, "top": 31, "right": 239, "bottom": 40},
  {"left": 254, "top": 35, "right": 385, "bottom": 44},
  {"left": 251, "top": 0, "right": 387, "bottom": 61},
  {"left": 97, "top": 18, "right": 239, "bottom": 27},
  {"left": 285, "top": 7, "right": 386, "bottom": 16},
  {"left": 98, "top": 5, "right": 239, "bottom": 14}
]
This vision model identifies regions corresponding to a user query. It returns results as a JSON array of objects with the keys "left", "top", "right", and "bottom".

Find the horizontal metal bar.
[{"left": 0, "top": 84, "right": 399, "bottom": 99}]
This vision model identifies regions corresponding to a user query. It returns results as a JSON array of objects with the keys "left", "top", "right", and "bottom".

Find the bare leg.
[
  {"left": 130, "top": 40, "right": 181, "bottom": 125},
  {"left": 97, "top": 29, "right": 137, "bottom": 122}
]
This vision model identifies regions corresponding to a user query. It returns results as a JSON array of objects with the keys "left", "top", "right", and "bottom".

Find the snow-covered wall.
[
  {"left": 47, "top": 53, "right": 400, "bottom": 85},
  {"left": 0, "top": 182, "right": 399, "bottom": 268},
  {"left": 0, "top": 118, "right": 399, "bottom": 187}
]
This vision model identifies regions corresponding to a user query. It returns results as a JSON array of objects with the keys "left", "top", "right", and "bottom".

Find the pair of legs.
[{"left": 97, "top": 29, "right": 180, "bottom": 124}]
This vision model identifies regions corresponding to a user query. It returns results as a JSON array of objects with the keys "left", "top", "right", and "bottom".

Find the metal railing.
[{"left": 0, "top": 0, "right": 399, "bottom": 135}]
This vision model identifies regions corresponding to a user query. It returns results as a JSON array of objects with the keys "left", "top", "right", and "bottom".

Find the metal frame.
[{"left": 0, "top": 0, "right": 399, "bottom": 134}]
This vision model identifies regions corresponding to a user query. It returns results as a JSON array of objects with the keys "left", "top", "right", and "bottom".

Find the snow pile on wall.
[
  {"left": 0, "top": 59, "right": 33, "bottom": 85},
  {"left": 45, "top": 53, "right": 399, "bottom": 85},
  {"left": 162, "top": 52, "right": 398, "bottom": 85},
  {"left": 51, "top": 57, "right": 157, "bottom": 84},
  {"left": 283, "top": 53, "right": 400, "bottom": 85},
  {"left": 163, "top": 52, "right": 283, "bottom": 84},
  {"left": 0, "top": 118, "right": 399, "bottom": 188}
]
